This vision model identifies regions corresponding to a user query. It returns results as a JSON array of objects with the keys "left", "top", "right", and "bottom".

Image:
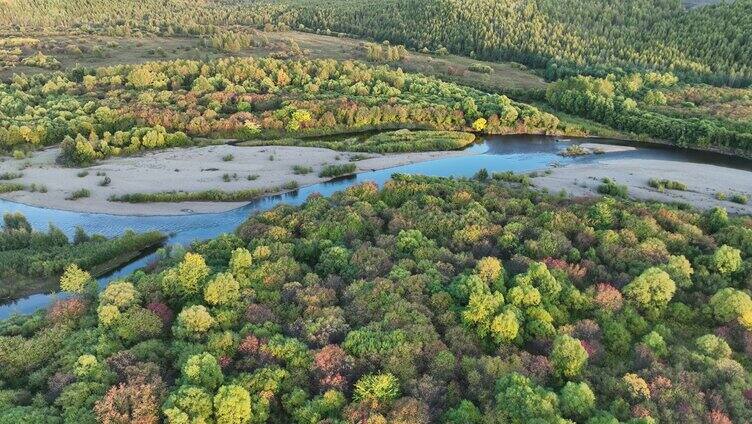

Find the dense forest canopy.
[
  {"left": 2, "top": 175, "right": 752, "bottom": 422},
  {"left": 0, "top": 57, "right": 561, "bottom": 163},
  {"left": 1, "top": 0, "right": 751, "bottom": 86},
  {"left": 285, "top": 0, "right": 752, "bottom": 87}
]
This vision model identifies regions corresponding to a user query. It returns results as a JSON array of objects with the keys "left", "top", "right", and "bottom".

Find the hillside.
[{"left": 1, "top": 0, "right": 751, "bottom": 86}]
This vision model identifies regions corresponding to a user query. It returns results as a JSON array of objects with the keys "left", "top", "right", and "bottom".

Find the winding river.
[{"left": 1, "top": 135, "right": 750, "bottom": 318}]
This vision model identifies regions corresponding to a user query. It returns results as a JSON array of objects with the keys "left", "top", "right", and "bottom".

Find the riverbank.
[
  {"left": 0, "top": 144, "right": 474, "bottom": 215},
  {"left": 532, "top": 158, "right": 752, "bottom": 214}
]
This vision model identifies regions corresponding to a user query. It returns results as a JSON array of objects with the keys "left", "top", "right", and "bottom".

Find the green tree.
[
  {"left": 494, "top": 372, "right": 561, "bottom": 423},
  {"left": 622, "top": 267, "right": 676, "bottom": 313},
  {"left": 59, "top": 263, "right": 93, "bottom": 294},
  {"left": 214, "top": 385, "right": 251, "bottom": 424},
  {"left": 713, "top": 245, "right": 742, "bottom": 275},
  {"left": 204, "top": 272, "right": 240, "bottom": 306},
  {"left": 560, "top": 381, "right": 596, "bottom": 420},
  {"left": 163, "top": 253, "right": 210, "bottom": 297},
  {"left": 550, "top": 334, "right": 588, "bottom": 378},
  {"left": 182, "top": 353, "right": 224, "bottom": 391},
  {"left": 353, "top": 373, "right": 400, "bottom": 407},
  {"left": 163, "top": 386, "right": 214, "bottom": 424}
]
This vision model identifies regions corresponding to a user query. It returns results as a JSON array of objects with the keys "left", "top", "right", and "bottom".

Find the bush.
[
  {"left": 648, "top": 178, "right": 687, "bottom": 192},
  {"left": 468, "top": 63, "right": 493, "bottom": 74},
  {"left": 319, "top": 163, "right": 357, "bottom": 178},
  {"left": 66, "top": 189, "right": 91, "bottom": 200},
  {"left": 597, "top": 178, "right": 628, "bottom": 198},
  {"left": 292, "top": 165, "right": 313, "bottom": 175},
  {"left": 731, "top": 193, "right": 748, "bottom": 204}
]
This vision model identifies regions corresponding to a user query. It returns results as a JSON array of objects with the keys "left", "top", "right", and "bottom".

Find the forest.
[
  {"left": 0, "top": 0, "right": 751, "bottom": 423},
  {"left": 545, "top": 73, "right": 752, "bottom": 154},
  {"left": 0, "top": 212, "right": 165, "bottom": 300},
  {"left": 0, "top": 57, "right": 560, "bottom": 164},
  {"left": 1, "top": 0, "right": 751, "bottom": 87},
  {"left": 1, "top": 175, "right": 752, "bottom": 422}
]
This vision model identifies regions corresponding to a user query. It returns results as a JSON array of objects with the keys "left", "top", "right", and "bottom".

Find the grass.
[
  {"left": 66, "top": 188, "right": 91, "bottom": 200},
  {"left": 222, "top": 154, "right": 234, "bottom": 161},
  {"left": 648, "top": 178, "right": 687, "bottom": 192},
  {"left": 319, "top": 163, "right": 357, "bottom": 178},
  {"left": 77, "top": 170, "right": 89, "bottom": 177},
  {"left": 597, "top": 178, "right": 628, "bottom": 198},
  {"left": 247, "top": 174, "right": 260, "bottom": 181}
]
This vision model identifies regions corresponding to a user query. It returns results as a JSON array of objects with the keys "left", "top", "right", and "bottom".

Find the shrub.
[
  {"left": 468, "top": 63, "right": 493, "bottom": 73},
  {"left": 731, "top": 193, "right": 748, "bottom": 204},
  {"left": 292, "top": 165, "right": 313, "bottom": 175},
  {"left": 319, "top": 163, "right": 357, "bottom": 178},
  {"left": 561, "top": 144, "right": 588, "bottom": 157},
  {"left": 0, "top": 182, "right": 25, "bottom": 193},
  {"left": 597, "top": 178, "right": 627, "bottom": 198},
  {"left": 66, "top": 188, "right": 91, "bottom": 200},
  {"left": 0, "top": 172, "right": 22, "bottom": 180},
  {"left": 648, "top": 178, "right": 687, "bottom": 192}
]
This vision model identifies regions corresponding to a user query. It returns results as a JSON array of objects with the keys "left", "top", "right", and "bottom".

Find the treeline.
[
  {"left": 363, "top": 42, "right": 407, "bottom": 63},
  {"left": 0, "top": 213, "right": 165, "bottom": 299},
  {"left": 3, "top": 0, "right": 751, "bottom": 87},
  {"left": 0, "top": 0, "right": 292, "bottom": 38},
  {"left": 546, "top": 72, "right": 752, "bottom": 154},
  {"left": 2, "top": 57, "right": 561, "bottom": 164},
  {"left": 287, "top": 0, "right": 752, "bottom": 87},
  {"left": 1, "top": 175, "right": 752, "bottom": 422},
  {"left": 239, "top": 129, "right": 477, "bottom": 153}
]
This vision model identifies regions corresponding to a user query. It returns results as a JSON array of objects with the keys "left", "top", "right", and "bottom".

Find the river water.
[{"left": 0, "top": 135, "right": 749, "bottom": 318}]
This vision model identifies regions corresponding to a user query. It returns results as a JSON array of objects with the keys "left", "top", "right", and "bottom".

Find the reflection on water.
[{"left": 0, "top": 135, "right": 748, "bottom": 317}]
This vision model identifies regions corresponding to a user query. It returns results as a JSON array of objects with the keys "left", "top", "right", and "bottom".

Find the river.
[{"left": 1, "top": 135, "right": 750, "bottom": 318}]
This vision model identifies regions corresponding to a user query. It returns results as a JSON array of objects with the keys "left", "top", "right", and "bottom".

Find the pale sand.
[
  {"left": 0, "top": 145, "right": 472, "bottom": 215},
  {"left": 578, "top": 143, "right": 637, "bottom": 153},
  {"left": 533, "top": 158, "right": 752, "bottom": 214}
]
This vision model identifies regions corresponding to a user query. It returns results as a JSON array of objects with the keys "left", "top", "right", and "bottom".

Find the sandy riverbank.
[
  {"left": 0, "top": 145, "right": 473, "bottom": 215},
  {"left": 533, "top": 158, "right": 752, "bottom": 214}
]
